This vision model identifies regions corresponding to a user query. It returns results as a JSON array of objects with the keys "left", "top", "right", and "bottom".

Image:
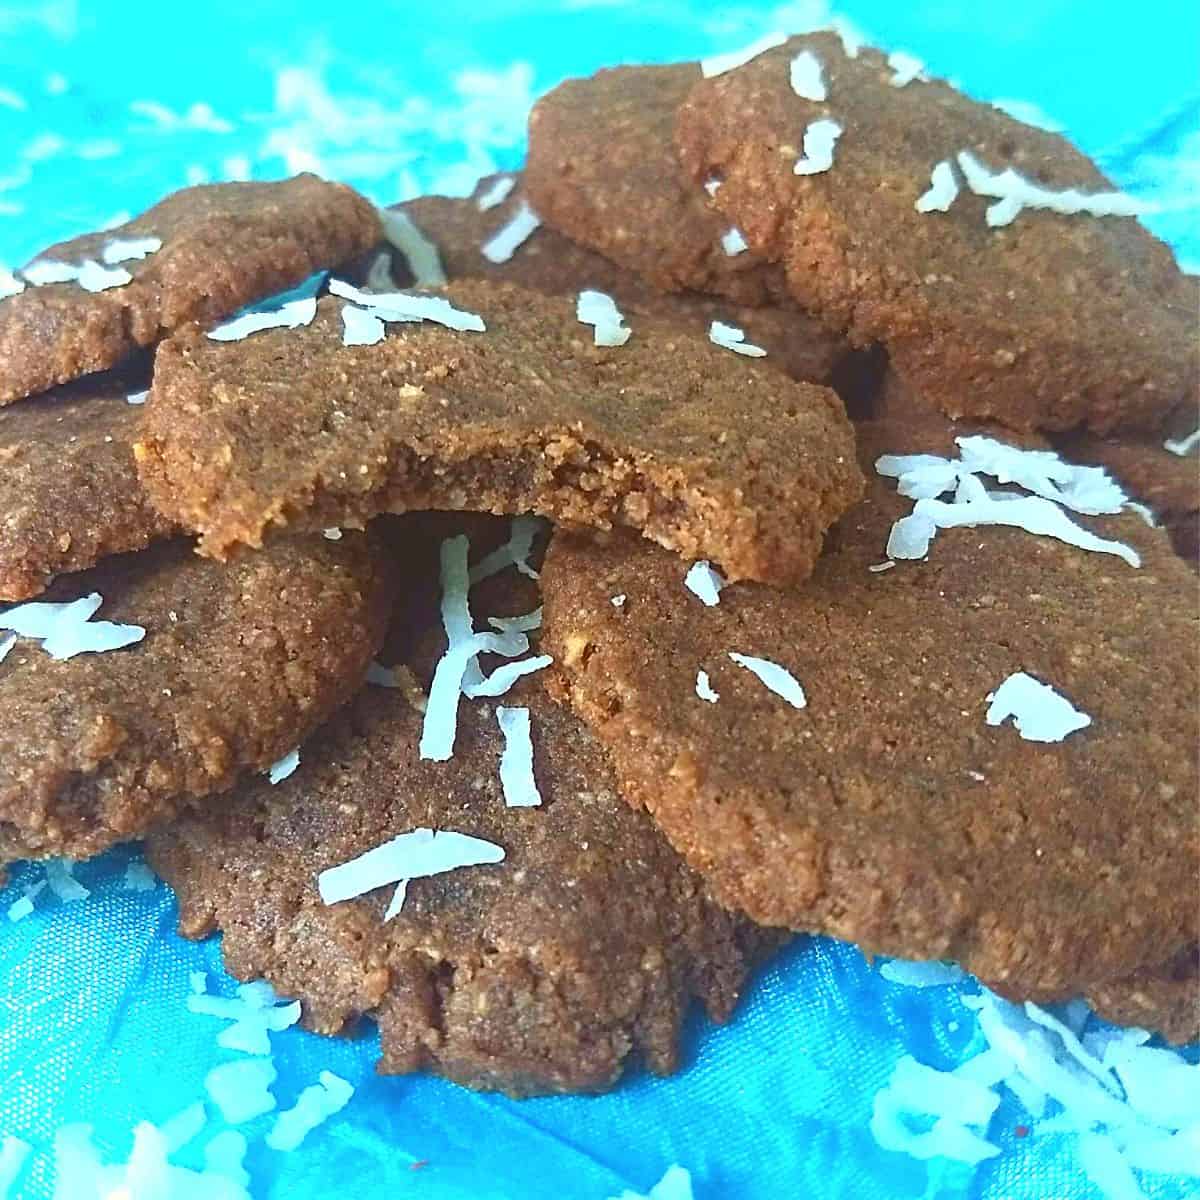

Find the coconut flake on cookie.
[
  {"left": 789, "top": 50, "right": 827, "bottom": 101},
  {"left": 481, "top": 199, "right": 540, "bottom": 264},
  {"left": 793, "top": 119, "right": 842, "bottom": 176},
  {"left": 985, "top": 672, "right": 1091, "bottom": 743},
  {"left": 577, "top": 289, "right": 631, "bottom": 347},
  {"left": 956, "top": 149, "right": 1152, "bottom": 227},
  {"left": 496, "top": 705, "right": 543, "bottom": 808},
  {"left": 916, "top": 161, "right": 960, "bottom": 213},
  {"left": 708, "top": 320, "right": 766, "bottom": 357},
  {"left": 728, "top": 652, "right": 807, "bottom": 709}
]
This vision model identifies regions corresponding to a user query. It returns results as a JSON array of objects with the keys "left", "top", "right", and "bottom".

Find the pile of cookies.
[{"left": 0, "top": 32, "right": 1195, "bottom": 1100}]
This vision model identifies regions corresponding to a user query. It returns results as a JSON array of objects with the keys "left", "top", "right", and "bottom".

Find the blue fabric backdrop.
[{"left": 0, "top": 3, "right": 1196, "bottom": 1197}]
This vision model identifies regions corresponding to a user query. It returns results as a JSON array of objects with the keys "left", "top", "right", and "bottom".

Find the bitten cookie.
[
  {"left": 0, "top": 532, "right": 392, "bottom": 862},
  {"left": 0, "top": 359, "right": 174, "bottom": 599},
  {"left": 675, "top": 33, "right": 1195, "bottom": 434},
  {"left": 539, "top": 416, "right": 1198, "bottom": 1005},
  {"left": 136, "top": 281, "right": 863, "bottom": 585},
  {"left": 0, "top": 175, "right": 380, "bottom": 403}
]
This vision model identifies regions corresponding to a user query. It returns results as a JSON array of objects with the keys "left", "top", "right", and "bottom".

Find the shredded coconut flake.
[
  {"left": 328, "top": 278, "right": 485, "bottom": 332},
  {"left": 464, "top": 654, "right": 553, "bottom": 700},
  {"left": 379, "top": 207, "right": 447, "bottom": 286},
  {"left": 719, "top": 226, "right": 749, "bottom": 256},
  {"left": 0, "top": 631, "right": 14, "bottom": 663},
  {"left": 708, "top": 319, "right": 766, "bottom": 357},
  {"left": 703, "top": 177, "right": 722, "bottom": 197},
  {"left": 126, "top": 388, "right": 149, "bottom": 405},
  {"left": 207, "top": 296, "right": 317, "bottom": 341},
  {"left": 613, "top": 1165, "right": 695, "bottom": 1200},
  {"left": 879, "top": 959, "right": 967, "bottom": 988},
  {"left": 916, "top": 161, "right": 960, "bottom": 213},
  {"left": 101, "top": 235, "right": 161, "bottom": 265},
  {"left": 318, "top": 827, "right": 505, "bottom": 907},
  {"left": 496, "top": 706, "right": 543, "bottom": 808},
  {"left": 45, "top": 858, "right": 89, "bottom": 902},
  {"left": 956, "top": 149, "right": 1152, "bottom": 227},
  {"left": 1164, "top": 428, "right": 1200, "bottom": 456},
  {"left": 266, "top": 1071, "right": 354, "bottom": 1152},
  {"left": 611, "top": 594, "right": 627, "bottom": 608},
  {"left": 684, "top": 560, "right": 726, "bottom": 606},
  {"left": 266, "top": 748, "right": 300, "bottom": 784},
  {"left": 22, "top": 258, "right": 78, "bottom": 286},
  {"left": 868, "top": 560, "right": 895, "bottom": 573},
  {"left": 888, "top": 51, "right": 927, "bottom": 87},
  {"left": 695, "top": 670, "right": 719, "bottom": 703},
  {"left": 0, "top": 267, "right": 25, "bottom": 300},
  {"left": 985, "top": 672, "right": 1092, "bottom": 743},
  {"left": 481, "top": 199, "right": 540, "bottom": 263},
  {"left": 189, "top": 979, "right": 301, "bottom": 1056},
  {"left": 793, "top": 118, "right": 842, "bottom": 176},
  {"left": 955, "top": 436, "right": 1128, "bottom": 515},
  {"left": 75, "top": 260, "right": 131, "bottom": 292},
  {"left": 728, "top": 652, "right": 807, "bottom": 709},
  {"left": 577, "top": 289, "right": 631, "bottom": 346},
  {"left": 901, "top": 495, "right": 1140, "bottom": 567},
  {"left": 204, "top": 1059, "right": 278, "bottom": 1125},
  {"left": 789, "top": 50, "right": 827, "bottom": 101},
  {"left": 469, "top": 516, "right": 544, "bottom": 583},
  {"left": 6, "top": 879, "right": 45, "bottom": 923},
  {"left": 701, "top": 32, "right": 787, "bottom": 78},
  {"left": 477, "top": 175, "right": 516, "bottom": 211},
  {"left": 340, "top": 303, "right": 385, "bottom": 346},
  {"left": 123, "top": 861, "right": 158, "bottom": 892}
]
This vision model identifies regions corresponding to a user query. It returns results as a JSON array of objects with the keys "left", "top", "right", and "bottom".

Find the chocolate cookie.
[
  {"left": 136, "top": 281, "right": 863, "bottom": 585},
  {"left": 390, "top": 177, "right": 851, "bottom": 387},
  {"left": 0, "top": 360, "right": 175, "bottom": 600},
  {"left": 1086, "top": 946, "right": 1199, "bottom": 1046},
  {"left": 0, "top": 532, "right": 391, "bottom": 862},
  {"left": 146, "top": 528, "right": 775, "bottom": 1097},
  {"left": 539, "top": 417, "right": 1198, "bottom": 1001},
  {"left": 0, "top": 175, "right": 380, "bottom": 404},
  {"left": 675, "top": 33, "right": 1196, "bottom": 434},
  {"left": 526, "top": 64, "right": 790, "bottom": 307}
]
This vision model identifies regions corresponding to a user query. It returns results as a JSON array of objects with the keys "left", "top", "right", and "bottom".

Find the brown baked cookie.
[
  {"left": 525, "top": 65, "right": 794, "bottom": 307},
  {"left": 0, "top": 359, "right": 175, "bottom": 600},
  {"left": 146, "top": 525, "right": 776, "bottom": 1096},
  {"left": 1055, "top": 431, "right": 1199, "bottom": 565},
  {"left": 0, "top": 175, "right": 380, "bottom": 404},
  {"left": 136, "top": 281, "right": 863, "bottom": 585},
  {"left": 539, "top": 416, "right": 1198, "bottom": 1003},
  {"left": 386, "top": 177, "right": 851, "bottom": 388},
  {"left": 0, "top": 532, "right": 391, "bottom": 863},
  {"left": 675, "top": 33, "right": 1195, "bottom": 434},
  {"left": 1086, "top": 945, "right": 1199, "bottom": 1046}
]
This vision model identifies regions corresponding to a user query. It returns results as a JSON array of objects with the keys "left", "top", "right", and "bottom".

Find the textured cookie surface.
[
  {"left": 0, "top": 175, "right": 380, "bottom": 403},
  {"left": 394, "top": 177, "right": 849, "bottom": 386},
  {"left": 675, "top": 33, "right": 1195, "bottom": 433},
  {"left": 1086, "top": 946, "right": 1199, "bottom": 1046},
  {"left": 526, "top": 64, "right": 790, "bottom": 307},
  {"left": 137, "top": 281, "right": 863, "bottom": 585},
  {"left": 0, "top": 360, "right": 174, "bottom": 599},
  {"left": 0, "top": 532, "right": 391, "bottom": 862},
  {"left": 147, "top": 523, "right": 775, "bottom": 1098},
  {"left": 539, "top": 417, "right": 1198, "bottom": 1001}
]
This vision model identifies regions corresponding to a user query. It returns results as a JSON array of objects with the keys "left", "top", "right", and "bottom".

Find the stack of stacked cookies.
[{"left": 1, "top": 32, "right": 1195, "bottom": 1101}]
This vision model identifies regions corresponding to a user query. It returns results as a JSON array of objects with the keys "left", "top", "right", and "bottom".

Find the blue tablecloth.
[{"left": 0, "top": 4, "right": 1197, "bottom": 1198}]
